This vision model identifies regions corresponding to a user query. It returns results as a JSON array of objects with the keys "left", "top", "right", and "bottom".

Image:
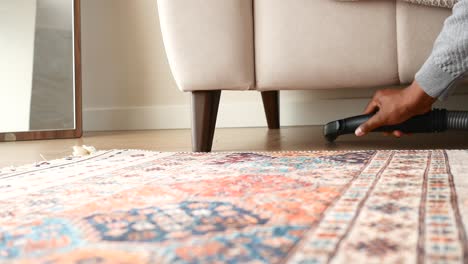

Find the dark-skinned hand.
[{"left": 355, "top": 81, "right": 437, "bottom": 138}]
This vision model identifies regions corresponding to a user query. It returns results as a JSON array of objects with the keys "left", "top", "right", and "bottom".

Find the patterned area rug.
[{"left": 1, "top": 150, "right": 468, "bottom": 263}]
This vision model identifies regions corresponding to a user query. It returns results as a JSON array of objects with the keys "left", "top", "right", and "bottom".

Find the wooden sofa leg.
[
  {"left": 191, "top": 90, "right": 221, "bottom": 152},
  {"left": 261, "top": 91, "right": 280, "bottom": 129}
]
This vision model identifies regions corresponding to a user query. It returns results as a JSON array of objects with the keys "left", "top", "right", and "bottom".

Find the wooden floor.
[{"left": 1, "top": 126, "right": 468, "bottom": 167}]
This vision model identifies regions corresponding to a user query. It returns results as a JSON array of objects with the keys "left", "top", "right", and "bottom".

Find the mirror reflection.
[{"left": 0, "top": 0, "right": 75, "bottom": 133}]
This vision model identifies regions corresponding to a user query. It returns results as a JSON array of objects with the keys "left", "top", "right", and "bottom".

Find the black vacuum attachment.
[{"left": 324, "top": 109, "right": 468, "bottom": 142}]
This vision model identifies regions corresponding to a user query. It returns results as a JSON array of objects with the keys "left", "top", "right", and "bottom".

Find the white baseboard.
[
  {"left": 84, "top": 99, "right": 369, "bottom": 131},
  {"left": 84, "top": 95, "right": 468, "bottom": 131}
]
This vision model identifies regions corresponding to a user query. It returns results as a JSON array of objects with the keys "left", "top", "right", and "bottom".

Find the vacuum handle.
[{"left": 340, "top": 109, "right": 447, "bottom": 134}]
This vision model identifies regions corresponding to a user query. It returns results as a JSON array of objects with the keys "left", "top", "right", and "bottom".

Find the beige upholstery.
[
  {"left": 396, "top": 2, "right": 451, "bottom": 84},
  {"left": 255, "top": 0, "right": 399, "bottom": 91},
  {"left": 157, "top": 0, "right": 255, "bottom": 92},
  {"left": 157, "top": 0, "right": 458, "bottom": 91}
]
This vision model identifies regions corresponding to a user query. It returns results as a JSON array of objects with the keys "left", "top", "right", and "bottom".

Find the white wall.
[
  {"left": 0, "top": 0, "right": 36, "bottom": 133},
  {"left": 81, "top": 0, "right": 468, "bottom": 131}
]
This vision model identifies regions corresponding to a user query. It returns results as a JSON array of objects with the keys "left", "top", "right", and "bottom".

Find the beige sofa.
[{"left": 157, "top": 0, "right": 452, "bottom": 152}]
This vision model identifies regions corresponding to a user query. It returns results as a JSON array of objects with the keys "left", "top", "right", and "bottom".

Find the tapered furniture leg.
[
  {"left": 191, "top": 90, "right": 221, "bottom": 152},
  {"left": 261, "top": 91, "right": 280, "bottom": 129}
]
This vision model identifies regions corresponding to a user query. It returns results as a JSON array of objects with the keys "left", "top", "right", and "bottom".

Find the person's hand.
[{"left": 355, "top": 81, "right": 437, "bottom": 137}]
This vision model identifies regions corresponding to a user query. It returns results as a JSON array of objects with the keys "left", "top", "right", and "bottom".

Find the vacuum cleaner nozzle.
[
  {"left": 323, "top": 120, "right": 341, "bottom": 142},
  {"left": 322, "top": 108, "right": 468, "bottom": 142}
]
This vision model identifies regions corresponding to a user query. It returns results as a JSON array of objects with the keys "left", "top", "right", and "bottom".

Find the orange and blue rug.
[{"left": 1, "top": 150, "right": 468, "bottom": 263}]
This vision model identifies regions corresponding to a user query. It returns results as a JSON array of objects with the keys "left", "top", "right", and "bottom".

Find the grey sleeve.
[{"left": 415, "top": 0, "right": 468, "bottom": 100}]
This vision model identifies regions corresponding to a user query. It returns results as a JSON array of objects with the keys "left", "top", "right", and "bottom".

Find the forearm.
[{"left": 415, "top": 0, "right": 468, "bottom": 100}]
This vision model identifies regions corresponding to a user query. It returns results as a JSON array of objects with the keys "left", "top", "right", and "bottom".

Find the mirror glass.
[{"left": 0, "top": 0, "right": 75, "bottom": 133}]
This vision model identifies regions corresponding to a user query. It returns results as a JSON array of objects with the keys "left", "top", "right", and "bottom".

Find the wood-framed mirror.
[{"left": 0, "top": 0, "right": 82, "bottom": 142}]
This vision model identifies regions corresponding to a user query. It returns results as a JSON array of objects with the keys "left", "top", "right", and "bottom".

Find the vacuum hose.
[
  {"left": 324, "top": 109, "right": 468, "bottom": 142},
  {"left": 447, "top": 111, "right": 468, "bottom": 130}
]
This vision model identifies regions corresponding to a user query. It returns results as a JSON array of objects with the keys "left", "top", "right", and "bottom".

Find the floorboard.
[{"left": 1, "top": 126, "right": 467, "bottom": 167}]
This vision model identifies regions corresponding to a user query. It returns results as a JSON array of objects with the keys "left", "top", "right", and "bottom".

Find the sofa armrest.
[{"left": 157, "top": 0, "right": 255, "bottom": 92}]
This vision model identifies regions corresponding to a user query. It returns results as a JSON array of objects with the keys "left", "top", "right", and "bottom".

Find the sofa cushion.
[
  {"left": 255, "top": 0, "right": 399, "bottom": 91},
  {"left": 157, "top": 0, "right": 255, "bottom": 92},
  {"left": 396, "top": 1, "right": 451, "bottom": 84}
]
